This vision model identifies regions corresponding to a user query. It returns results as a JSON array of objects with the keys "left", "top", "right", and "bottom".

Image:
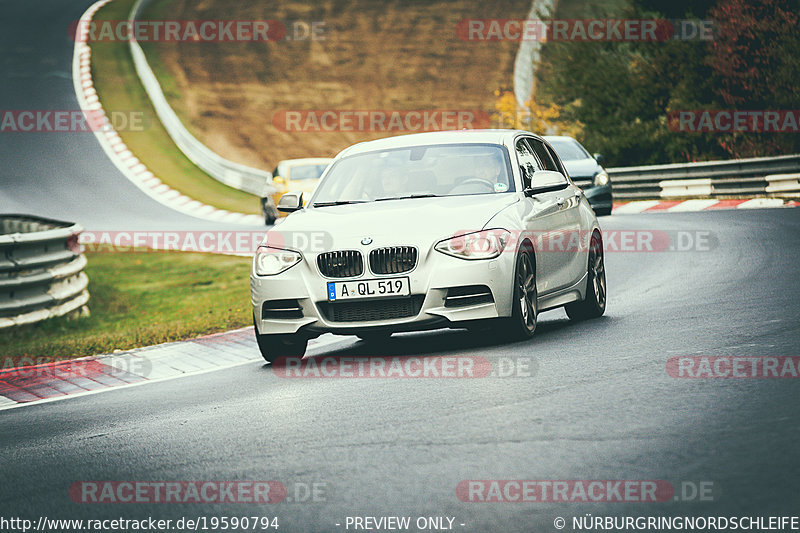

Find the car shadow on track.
[{"left": 260, "top": 313, "right": 608, "bottom": 371}]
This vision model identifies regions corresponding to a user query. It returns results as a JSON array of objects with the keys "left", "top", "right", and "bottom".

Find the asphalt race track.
[
  {"left": 2, "top": 208, "right": 799, "bottom": 531},
  {"left": 0, "top": 0, "right": 258, "bottom": 231}
]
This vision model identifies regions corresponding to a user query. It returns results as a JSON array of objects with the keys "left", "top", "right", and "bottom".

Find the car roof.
[
  {"left": 543, "top": 135, "right": 579, "bottom": 143},
  {"left": 338, "top": 129, "right": 537, "bottom": 157}
]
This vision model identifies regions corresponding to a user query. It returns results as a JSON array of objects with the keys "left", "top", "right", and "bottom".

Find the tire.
[
  {"left": 500, "top": 248, "right": 538, "bottom": 340},
  {"left": 253, "top": 317, "right": 307, "bottom": 363},
  {"left": 357, "top": 332, "right": 392, "bottom": 342},
  {"left": 565, "top": 231, "right": 607, "bottom": 320}
]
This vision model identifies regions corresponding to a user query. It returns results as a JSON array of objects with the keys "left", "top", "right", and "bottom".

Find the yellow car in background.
[{"left": 261, "top": 158, "right": 332, "bottom": 224}]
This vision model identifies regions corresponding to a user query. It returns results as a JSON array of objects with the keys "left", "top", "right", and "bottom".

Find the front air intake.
[
  {"left": 443, "top": 285, "right": 494, "bottom": 308},
  {"left": 261, "top": 299, "right": 303, "bottom": 319},
  {"left": 317, "top": 295, "right": 424, "bottom": 323}
]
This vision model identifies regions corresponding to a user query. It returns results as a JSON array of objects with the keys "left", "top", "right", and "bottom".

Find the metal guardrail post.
[{"left": 0, "top": 215, "right": 90, "bottom": 329}]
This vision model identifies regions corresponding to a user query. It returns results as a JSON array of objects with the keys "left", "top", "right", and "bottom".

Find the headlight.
[
  {"left": 435, "top": 229, "right": 511, "bottom": 260},
  {"left": 254, "top": 246, "right": 302, "bottom": 275},
  {"left": 593, "top": 170, "right": 609, "bottom": 187}
]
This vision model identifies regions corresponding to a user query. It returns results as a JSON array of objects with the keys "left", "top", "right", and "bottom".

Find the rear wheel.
[
  {"left": 565, "top": 231, "right": 606, "bottom": 320},
  {"left": 253, "top": 317, "right": 307, "bottom": 363},
  {"left": 501, "top": 249, "right": 537, "bottom": 340}
]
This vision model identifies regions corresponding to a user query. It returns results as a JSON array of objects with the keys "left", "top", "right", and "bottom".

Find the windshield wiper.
[
  {"left": 311, "top": 200, "right": 368, "bottom": 207},
  {"left": 375, "top": 194, "right": 440, "bottom": 202}
]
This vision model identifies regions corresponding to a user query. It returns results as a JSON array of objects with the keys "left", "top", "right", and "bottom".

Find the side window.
[
  {"left": 543, "top": 143, "right": 569, "bottom": 179},
  {"left": 528, "top": 138, "right": 567, "bottom": 188},
  {"left": 529, "top": 138, "right": 560, "bottom": 172},
  {"left": 515, "top": 138, "right": 541, "bottom": 189}
]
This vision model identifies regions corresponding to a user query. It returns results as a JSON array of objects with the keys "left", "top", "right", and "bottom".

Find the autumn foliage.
[{"left": 533, "top": 0, "right": 800, "bottom": 165}]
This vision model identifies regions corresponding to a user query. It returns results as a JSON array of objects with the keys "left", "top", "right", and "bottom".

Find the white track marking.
[
  {"left": 667, "top": 199, "right": 720, "bottom": 212},
  {"left": 71, "top": 0, "right": 263, "bottom": 226}
]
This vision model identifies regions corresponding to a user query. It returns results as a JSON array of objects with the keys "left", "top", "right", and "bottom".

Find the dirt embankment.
[{"left": 141, "top": 0, "right": 530, "bottom": 171}]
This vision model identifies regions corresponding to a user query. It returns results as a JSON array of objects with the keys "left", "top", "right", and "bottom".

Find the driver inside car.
[{"left": 473, "top": 154, "right": 510, "bottom": 192}]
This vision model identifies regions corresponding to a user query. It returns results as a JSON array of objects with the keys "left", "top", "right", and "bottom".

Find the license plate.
[{"left": 327, "top": 277, "right": 410, "bottom": 301}]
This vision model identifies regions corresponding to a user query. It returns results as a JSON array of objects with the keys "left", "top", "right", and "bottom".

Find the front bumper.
[{"left": 251, "top": 246, "right": 516, "bottom": 338}]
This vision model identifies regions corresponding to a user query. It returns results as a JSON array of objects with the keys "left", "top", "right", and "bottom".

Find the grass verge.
[
  {"left": 0, "top": 252, "right": 253, "bottom": 363},
  {"left": 88, "top": 0, "right": 261, "bottom": 215}
]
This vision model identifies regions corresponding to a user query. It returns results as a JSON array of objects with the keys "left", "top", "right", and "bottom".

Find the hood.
[
  {"left": 266, "top": 194, "right": 519, "bottom": 252},
  {"left": 562, "top": 158, "right": 602, "bottom": 179}
]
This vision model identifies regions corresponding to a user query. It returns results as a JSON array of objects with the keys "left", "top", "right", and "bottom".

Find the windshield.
[
  {"left": 311, "top": 144, "right": 514, "bottom": 204},
  {"left": 289, "top": 163, "right": 329, "bottom": 181},
  {"left": 547, "top": 139, "right": 591, "bottom": 161}
]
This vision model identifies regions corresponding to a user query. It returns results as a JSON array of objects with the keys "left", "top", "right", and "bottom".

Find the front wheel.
[
  {"left": 253, "top": 317, "right": 307, "bottom": 362},
  {"left": 565, "top": 231, "right": 606, "bottom": 320},
  {"left": 500, "top": 250, "right": 537, "bottom": 340}
]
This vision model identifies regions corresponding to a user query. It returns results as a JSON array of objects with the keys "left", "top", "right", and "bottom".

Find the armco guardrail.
[
  {"left": 608, "top": 154, "right": 800, "bottom": 200},
  {"left": 128, "top": 0, "right": 275, "bottom": 198},
  {"left": 0, "top": 215, "right": 89, "bottom": 329}
]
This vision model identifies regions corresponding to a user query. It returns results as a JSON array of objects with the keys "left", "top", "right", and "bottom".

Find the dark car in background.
[{"left": 545, "top": 136, "right": 612, "bottom": 216}]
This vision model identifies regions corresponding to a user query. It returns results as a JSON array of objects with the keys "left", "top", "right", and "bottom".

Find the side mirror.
[
  {"left": 593, "top": 153, "right": 604, "bottom": 164},
  {"left": 277, "top": 191, "right": 303, "bottom": 212},
  {"left": 526, "top": 170, "right": 569, "bottom": 196}
]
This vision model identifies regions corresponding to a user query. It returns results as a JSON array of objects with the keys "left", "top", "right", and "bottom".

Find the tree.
[
  {"left": 531, "top": 0, "right": 800, "bottom": 165},
  {"left": 492, "top": 89, "right": 582, "bottom": 137},
  {"left": 706, "top": 0, "right": 800, "bottom": 157}
]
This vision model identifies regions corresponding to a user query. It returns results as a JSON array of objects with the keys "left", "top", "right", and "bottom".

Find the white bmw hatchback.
[{"left": 250, "top": 130, "right": 606, "bottom": 362}]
